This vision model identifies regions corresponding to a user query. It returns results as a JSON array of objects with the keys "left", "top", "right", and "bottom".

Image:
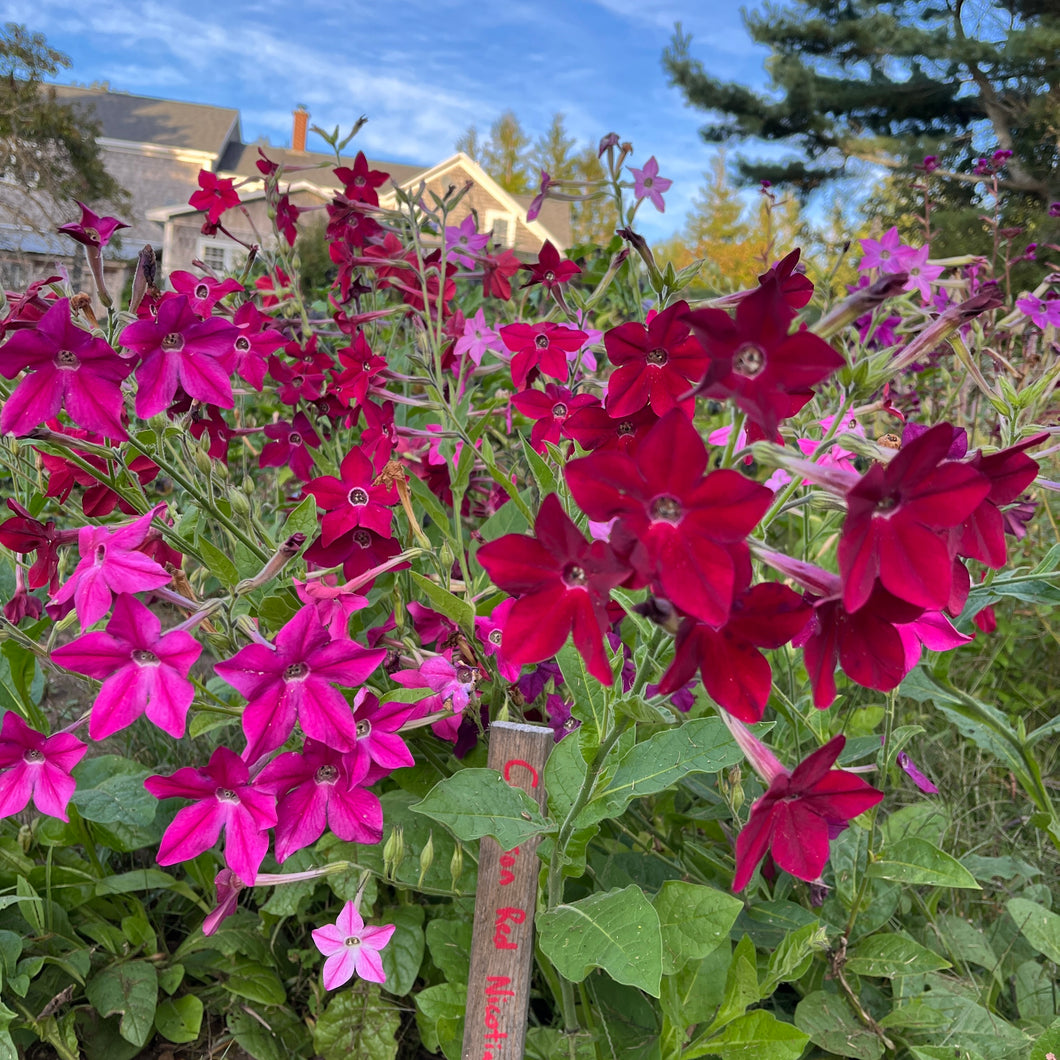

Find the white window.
[
  {"left": 197, "top": 237, "right": 245, "bottom": 274},
  {"left": 486, "top": 212, "right": 514, "bottom": 248}
]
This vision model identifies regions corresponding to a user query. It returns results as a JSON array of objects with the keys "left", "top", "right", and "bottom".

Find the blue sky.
[{"left": 1, "top": 0, "right": 781, "bottom": 242}]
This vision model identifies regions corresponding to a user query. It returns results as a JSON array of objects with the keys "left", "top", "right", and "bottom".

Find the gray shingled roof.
[
  {"left": 219, "top": 141, "right": 427, "bottom": 190},
  {"left": 52, "top": 85, "right": 240, "bottom": 157}
]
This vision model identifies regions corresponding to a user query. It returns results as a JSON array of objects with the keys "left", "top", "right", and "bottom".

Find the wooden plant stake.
[{"left": 462, "top": 721, "right": 553, "bottom": 1060}]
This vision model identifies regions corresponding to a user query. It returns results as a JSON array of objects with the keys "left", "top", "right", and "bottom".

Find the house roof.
[
  {"left": 218, "top": 141, "right": 424, "bottom": 190},
  {"left": 52, "top": 85, "right": 240, "bottom": 157}
]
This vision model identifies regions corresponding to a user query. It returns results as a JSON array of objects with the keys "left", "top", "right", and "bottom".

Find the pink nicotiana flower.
[
  {"left": 145, "top": 745, "right": 276, "bottom": 886},
  {"left": 444, "top": 214, "right": 490, "bottom": 269},
  {"left": 293, "top": 576, "right": 369, "bottom": 641},
  {"left": 453, "top": 308, "right": 500, "bottom": 366},
  {"left": 119, "top": 294, "right": 239, "bottom": 417},
  {"left": 257, "top": 738, "right": 383, "bottom": 862},
  {"left": 50, "top": 593, "right": 201, "bottom": 740},
  {"left": 629, "top": 156, "right": 673, "bottom": 212},
  {"left": 0, "top": 713, "right": 86, "bottom": 822},
  {"left": 858, "top": 227, "right": 914, "bottom": 273},
  {"left": 214, "top": 604, "right": 386, "bottom": 761},
  {"left": 312, "top": 900, "right": 395, "bottom": 988},
  {"left": 391, "top": 653, "right": 482, "bottom": 744},
  {"left": 0, "top": 297, "right": 133, "bottom": 441},
  {"left": 51, "top": 505, "right": 172, "bottom": 628},
  {"left": 1015, "top": 295, "right": 1060, "bottom": 329},
  {"left": 901, "top": 245, "right": 945, "bottom": 302}
]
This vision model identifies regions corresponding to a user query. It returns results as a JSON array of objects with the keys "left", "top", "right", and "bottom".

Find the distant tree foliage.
[
  {"left": 0, "top": 23, "right": 125, "bottom": 230},
  {"left": 458, "top": 111, "right": 619, "bottom": 247},
  {"left": 663, "top": 0, "right": 1060, "bottom": 206}
]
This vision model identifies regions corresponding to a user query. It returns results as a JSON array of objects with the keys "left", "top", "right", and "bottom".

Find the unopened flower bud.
[
  {"left": 383, "top": 826, "right": 405, "bottom": 881},
  {"left": 450, "top": 842, "right": 464, "bottom": 890},
  {"left": 228, "top": 488, "right": 251, "bottom": 518},
  {"left": 192, "top": 447, "right": 213, "bottom": 476},
  {"left": 418, "top": 831, "right": 435, "bottom": 888},
  {"left": 241, "top": 475, "right": 255, "bottom": 495}
]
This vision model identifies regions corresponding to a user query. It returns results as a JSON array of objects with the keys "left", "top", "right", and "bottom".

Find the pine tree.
[{"left": 663, "top": 0, "right": 1060, "bottom": 206}]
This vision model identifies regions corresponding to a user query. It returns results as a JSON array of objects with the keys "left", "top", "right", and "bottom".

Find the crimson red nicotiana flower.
[
  {"left": 119, "top": 294, "right": 239, "bottom": 417},
  {"left": 260, "top": 413, "right": 322, "bottom": 482},
  {"left": 189, "top": 170, "right": 241, "bottom": 224},
  {"left": 521, "top": 240, "right": 581, "bottom": 292},
  {"left": 334, "top": 153, "right": 389, "bottom": 204},
  {"left": 838, "top": 423, "right": 990, "bottom": 613},
  {"left": 303, "top": 444, "right": 397, "bottom": 547},
  {"left": 684, "top": 276, "right": 844, "bottom": 438},
  {"left": 603, "top": 300, "right": 708, "bottom": 418},
  {"left": 729, "top": 726, "right": 883, "bottom": 890},
  {"left": 511, "top": 383, "right": 598, "bottom": 453},
  {"left": 499, "top": 321, "right": 588, "bottom": 388},
  {"left": 476, "top": 493, "right": 630, "bottom": 685},
  {"left": 656, "top": 576, "right": 810, "bottom": 722},
  {"left": 0, "top": 297, "right": 133, "bottom": 441},
  {"left": 565, "top": 409, "right": 772, "bottom": 627}
]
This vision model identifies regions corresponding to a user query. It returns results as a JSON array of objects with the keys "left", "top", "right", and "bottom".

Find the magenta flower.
[
  {"left": 51, "top": 505, "right": 173, "bottom": 628},
  {"left": 526, "top": 170, "right": 553, "bottom": 222},
  {"left": 188, "top": 170, "right": 241, "bottom": 224},
  {"left": 258, "top": 738, "right": 382, "bottom": 862},
  {"left": 0, "top": 297, "right": 133, "bottom": 440},
  {"left": 858, "top": 227, "right": 913, "bottom": 273},
  {"left": 58, "top": 202, "right": 128, "bottom": 248},
  {"left": 476, "top": 493, "right": 630, "bottom": 685},
  {"left": 303, "top": 445, "right": 397, "bottom": 547},
  {"left": 629, "top": 156, "right": 673, "bottom": 212},
  {"left": 0, "top": 713, "right": 86, "bottom": 822},
  {"left": 312, "top": 900, "right": 395, "bottom": 988},
  {"left": 444, "top": 214, "right": 491, "bottom": 269},
  {"left": 214, "top": 604, "right": 386, "bottom": 761},
  {"left": 145, "top": 746, "right": 276, "bottom": 886},
  {"left": 349, "top": 690, "right": 416, "bottom": 773},
  {"left": 169, "top": 271, "right": 244, "bottom": 317},
  {"left": 565, "top": 409, "right": 772, "bottom": 627},
  {"left": 732, "top": 732, "right": 883, "bottom": 890},
  {"left": 260, "top": 413, "right": 322, "bottom": 482},
  {"left": 685, "top": 278, "right": 845, "bottom": 439},
  {"left": 119, "top": 294, "right": 239, "bottom": 418},
  {"left": 604, "top": 300, "right": 708, "bottom": 418},
  {"left": 391, "top": 653, "right": 482, "bottom": 744},
  {"left": 901, "top": 245, "right": 945, "bottom": 302},
  {"left": 838, "top": 423, "right": 990, "bottom": 613},
  {"left": 474, "top": 598, "right": 522, "bottom": 682},
  {"left": 50, "top": 594, "right": 201, "bottom": 740}
]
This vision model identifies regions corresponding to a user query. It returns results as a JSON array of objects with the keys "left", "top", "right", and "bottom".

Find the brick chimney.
[{"left": 292, "top": 106, "right": 309, "bottom": 152}]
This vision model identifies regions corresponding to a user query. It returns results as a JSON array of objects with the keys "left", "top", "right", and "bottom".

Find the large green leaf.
[
  {"left": 378, "top": 904, "right": 425, "bottom": 996},
  {"left": 227, "top": 1008, "right": 312, "bottom": 1060},
  {"left": 652, "top": 881, "right": 742, "bottom": 975},
  {"left": 153, "top": 995, "right": 202, "bottom": 1044},
  {"left": 71, "top": 756, "right": 156, "bottom": 828},
  {"left": 795, "top": 991, "right": 885, "bottom": 1060},
  {"left": 867, "top": 837, "right": 980, "bottom": 889},
  {"left": 84, "top": 961, "right": 158, "bottom": 1049},
  {"left": 411, "top": 768, "right": 549, "bottom": 849},
  {"left": 314, "top": 984, "right": 400, "bottom": 1060},
  {"left": 684, "top": 1009, "right": 810, "bottom": 1060},
  {"left": 845, "top": 934, "right": 951, "bottom": 977},
  {"left": 1007, "top": 898, "right": 1060, "bottom": 964},
  {"left": 577, "top": 717, "right": 741, "bottom": 829},
  {"left": 538, "top": 885, "right": 663, "bottom": 997}
]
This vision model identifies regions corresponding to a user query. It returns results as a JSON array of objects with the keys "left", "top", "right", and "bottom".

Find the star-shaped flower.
[{"left": 312, "top": 901, "right": 395, "bottom": 988}]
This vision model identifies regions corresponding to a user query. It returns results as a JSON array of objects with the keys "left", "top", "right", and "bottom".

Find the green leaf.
[
  {"left": 408, "top": 571, "right": 475, "bottom": 632},
  {"left": 411, "top": 768, "right": 549, "bottom": 849},
  {"left": 221, "top": 955, "right": 286, "bottom": 1005},
  {"left": 84, "top": 961, "right": 158, "bottom": 1048},
  {"left": 579, "top": 717, "right": 742, "bottom": 829},
  {"left": 867, "top": 837, "right": 980, "bottom": 889},
  {"left": 379, "top": 686, "right": 434, "bottom": 705},
  {"left": 379, "top": 904, "right": 424, "bottom": 996},
  {"left": 228, "top": 1008, "right": 313, "bottom": 1060},
  {"left": 280, "top": 494, "right": 319, "bottom": 543},
  {"left": 94, "top": 869, "right": 177, "bottom": 895},
  {"left": 1007, "top": 898, "right": 1060, "bottom": 963},
  {"left": 521, "top": 435, "right": 557, "bottom": 494},
  {"left": 425, "top": 916, "right": 472, "bottom": 984},
  {"left": 71, "top": 756, "right": 156, "bottom": 827},
  {"left": 660, "top": 943, "right": 731, "bottom": 1029},
  {"left": 909, "top": 1048, "right": 986, "bottom": 1060},
  {"left": 1031, "top": 1020, "right": 1060, "bottom": 1060},
  {"left": 795, "top": 991, "right": 885, "bottom": 1060},
  {"left": 685, "top": 1009, "right": 810, "bottom": 1060},
  {"left": 845, "top": 934, "right": 951, "bottom": 977},
  {"left": 154, "top": 995, "right": 202, "bottom": 1044},
  {"left": 712, "top": 934, "right": 759, "bottom": 1028},
  {"left": 760, "top": 921, "right": 828, "bottom": 995},
  {"left": 414, "top": 981, "right": 466, "bottom": 1056},
  {"left": 652, "top": 881, "right": 742, "bottom": 975},
  {"left": 157, "top": 964, "right": 183, "bottom": 995},
  {"left": 538, "top": 885, "right": 663, "bottom": 997},
  {"left": 196, "top": 535, "right": 239, "bottom": 587},
  {"left": 556, "top": 643, "right": 609, "bottom": 756}
]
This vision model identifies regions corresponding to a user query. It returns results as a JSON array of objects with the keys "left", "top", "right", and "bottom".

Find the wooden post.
[{"left": 462, "top": 721, "right": 553, "bottom": 1060}]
